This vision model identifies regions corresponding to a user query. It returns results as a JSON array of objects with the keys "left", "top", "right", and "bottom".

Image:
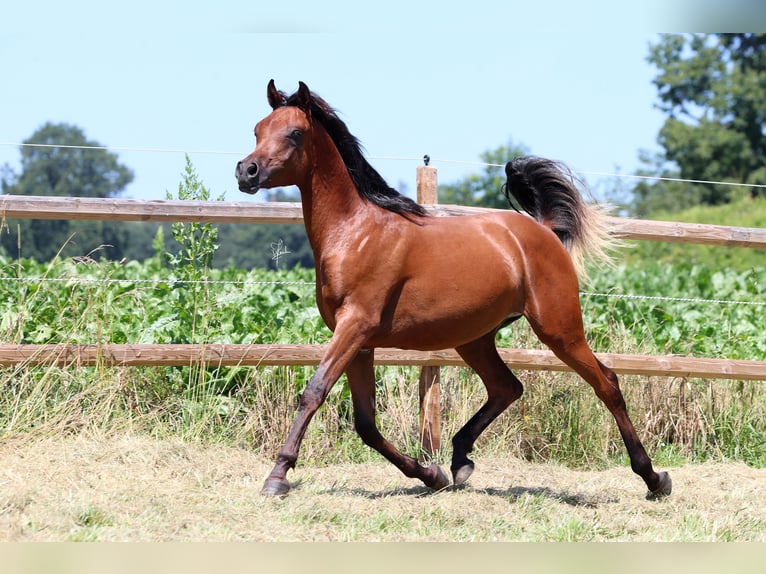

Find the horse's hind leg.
[
  {"left": 345, "top": 350, "right": 449, "bottom": 491},
  {"left": 526, "top": 292, "right": 672, "bottom": 499},
  {"left": 451, "top": 332, "right": 524, "bottom": 485}
]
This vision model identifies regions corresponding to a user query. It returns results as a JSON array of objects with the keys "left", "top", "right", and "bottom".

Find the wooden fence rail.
[
  {"left": 2, "top": 195, "right": 766, "bottom": 248},
  {"left": 0, "top": 344, "right": 763, "bottom": 381}
]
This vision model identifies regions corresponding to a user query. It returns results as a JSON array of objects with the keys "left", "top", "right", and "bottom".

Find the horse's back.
[{"left": 415, "top": 210, "right": 573, "bottom": 271}]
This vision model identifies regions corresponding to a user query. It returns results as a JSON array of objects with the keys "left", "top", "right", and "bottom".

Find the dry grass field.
[{"left": 0, "top": 433, "right": 763, "bottom": 542}]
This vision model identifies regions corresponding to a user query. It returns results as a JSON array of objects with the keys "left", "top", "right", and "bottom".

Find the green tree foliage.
[
  {"left": 4, "top": 123, "right": 133, "bottom": 198},
  {"left": 633, "top": 33, "right": 766, "bottom": 216},
  {"left": 213, "top": 185, "right": 314, "bottom": 270},
  {"left": 0, "top": 123, "right": 140, "bottom": 261},
  {"left": 438, "top": 141, "right": 529, "bottom": 207}
]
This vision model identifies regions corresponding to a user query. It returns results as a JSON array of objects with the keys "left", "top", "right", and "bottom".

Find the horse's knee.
[
  {"left": 298, "top": 367, "right": 331, "bottom": 411},
  {"left": 597, "top": 360, "right": 620, "bottom": 388}
]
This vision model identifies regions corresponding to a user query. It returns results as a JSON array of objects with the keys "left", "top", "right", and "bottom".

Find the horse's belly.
[{"left": 368, "top": 285, "right": 524, "bottom": 350}]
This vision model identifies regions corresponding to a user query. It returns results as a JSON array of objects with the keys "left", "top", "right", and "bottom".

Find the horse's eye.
[{"left": 288, "top": 129, "right": 303, "bottom": 144}]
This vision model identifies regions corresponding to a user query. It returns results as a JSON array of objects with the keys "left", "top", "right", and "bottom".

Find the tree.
[
  {"left": 1, "top": 123, "right": 135, "bottom": 261},
  {"left": 629, "top": 150, "right": 697, "bottom": 218},
  {"left": 636, "top": 34, "right": 766, "bottom": 214},
  {"left": 438, "top": 141, "right": 530, "bottom": 208},
  {"left": 3, "top": 123, "right": 133, "bottom": 198}
]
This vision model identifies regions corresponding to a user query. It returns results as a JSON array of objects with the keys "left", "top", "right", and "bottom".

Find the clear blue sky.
[{"left": 0, "top": 1, "right": 748, "bottom": 203}]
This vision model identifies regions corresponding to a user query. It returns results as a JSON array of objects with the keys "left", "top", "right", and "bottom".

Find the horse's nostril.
[{"left": 246, "top": 163, "right": 259, "bottom": 178}]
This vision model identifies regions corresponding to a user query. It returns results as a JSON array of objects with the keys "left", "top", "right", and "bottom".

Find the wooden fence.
[
  {"left": 2, "top": 194, "right": 766, "bottom": 247},
  {"left": 2, "top": 168, "right": 765, "bottom": 454},
  {"left": 1, "top": 343, "right": 764, "bottom": 379}
]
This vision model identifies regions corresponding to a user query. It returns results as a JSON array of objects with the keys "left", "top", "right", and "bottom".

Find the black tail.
[{"left": 503, "top": 156, "right": 613, "bottom": 277}]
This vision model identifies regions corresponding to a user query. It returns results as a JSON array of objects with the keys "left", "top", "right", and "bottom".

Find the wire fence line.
[
  {"left": 0, "top": 276, "right": 315, "bottom": 287},
  {"left": 4, "top": 141, "right": 766, "bottom": 191},
  {"left": 0, "top": 275, "right": 761, "bottom": 308},
  {"left": 579, "top": 291, "right": 765, "bottom": 307},
  {"left": 0, "top": 142, "right": 243, "bottom": 157}
]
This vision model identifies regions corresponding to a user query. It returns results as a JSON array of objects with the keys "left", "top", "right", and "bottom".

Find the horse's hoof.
[
  {"left": 646, "top": 471, "right": 672, "bottom": 500},
  {"left": 428, "top": 465, "right": 451, "bottom": 491},
  {"left": 452, "top": 462, "right": 475, "bottom": 486},
  {"left": 261, "top": 478, "right": 291, "bottom": 497}
]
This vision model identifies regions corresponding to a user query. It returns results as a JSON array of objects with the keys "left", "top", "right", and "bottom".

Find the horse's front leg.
[
  {"left": 261, "top": 318, "right": 370, "bottom": 496},
  {"left": 260, "top": 363, "right": 337, "bottom": 495}
]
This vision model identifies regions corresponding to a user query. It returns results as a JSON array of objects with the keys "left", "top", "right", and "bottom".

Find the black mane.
[{"left": 280, "top": 88, "right": 428, "bottom": 219}]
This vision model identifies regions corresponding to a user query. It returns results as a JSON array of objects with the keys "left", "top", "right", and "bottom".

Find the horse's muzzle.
[{"left": 235, "top": 159, "right": 261, "bottom": 194}]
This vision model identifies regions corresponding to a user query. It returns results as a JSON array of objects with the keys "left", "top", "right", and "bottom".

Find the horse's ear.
[
  {"left": 295, "top": 81, "right": 312, "bottom": 110},
  {"left": 267, "top": 79, "right": 286, "bottom": 109}
]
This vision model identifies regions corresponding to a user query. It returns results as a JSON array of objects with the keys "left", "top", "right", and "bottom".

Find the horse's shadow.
[{"left": 316, "top": 483, "right": 611, "bottom": 507}]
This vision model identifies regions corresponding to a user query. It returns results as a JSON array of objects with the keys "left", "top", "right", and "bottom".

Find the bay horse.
[{"left": 235, "top": 80, "right": 672, "bottom": 499}]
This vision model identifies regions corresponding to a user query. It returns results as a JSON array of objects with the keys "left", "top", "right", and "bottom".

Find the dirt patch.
[{"left": 0, "top": 434, "right": 763, "bottom": 541}]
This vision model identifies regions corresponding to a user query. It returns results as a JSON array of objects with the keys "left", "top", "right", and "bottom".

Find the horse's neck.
[{"left": 299, "top": 144, "right": 369, "bottom": 256}]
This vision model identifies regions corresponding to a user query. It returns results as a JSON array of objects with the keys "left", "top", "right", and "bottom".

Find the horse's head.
[{"left": 235, "top": 80, "right": 314, "bottom": 194}]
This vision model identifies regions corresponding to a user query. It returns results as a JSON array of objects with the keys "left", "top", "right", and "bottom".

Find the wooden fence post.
[{"left": 416, "top": 161, "right": 441, "bottom": 462}]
